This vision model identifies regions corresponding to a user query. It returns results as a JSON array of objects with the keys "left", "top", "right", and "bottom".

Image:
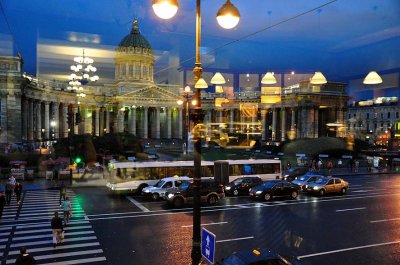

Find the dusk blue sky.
[{"left": 1, "top": 0, "right": 399, "bottom": 101}]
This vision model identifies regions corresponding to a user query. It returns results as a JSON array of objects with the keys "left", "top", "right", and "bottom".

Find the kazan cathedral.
[{"left": 0, "top": 20, "right": 348, "bottom": 146}]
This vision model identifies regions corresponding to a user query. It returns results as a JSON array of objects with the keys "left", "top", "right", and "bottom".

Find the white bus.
[{"left": 106, "top": 159, "right": 281, "bottom": 193}]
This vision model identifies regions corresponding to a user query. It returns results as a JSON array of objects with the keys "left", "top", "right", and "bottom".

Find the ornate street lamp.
[
  {"left": 152, "top": 1, "right": 239, "bottom": 264},
  {"left": 177, "top": 85, "right": 193, "bottom": 155}
]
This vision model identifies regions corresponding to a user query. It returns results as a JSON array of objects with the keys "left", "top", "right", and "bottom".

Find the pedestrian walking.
[
  {"left": 9, "top": 175, "right": 16, "bottom": 190},
  {"left": 338, "top": 159, "right": 342, "bottom": 168},
  {"left": 59, "top": 181, "right": 67, "bottom": 204},
  {"left": 355, "top": 160, "right": 359, "bottom": 172},
  {"left": 51, "top": 211, "right": 63, "bottom": 248},
  {"left": 0, "top": 191, "right": 6, "bottom": 219},
  {"left": 5, "top": 182, "right": 13, "bottom": 206},
  {"left": 61, "top": 196, "right": 72, "bottom": 225},
  {"left": 327, "top": 160, "right": 333, "bottom": 174},
  {"left": 15, "top": 247, "right": 36, "bottom": 265},
  {"left": 14, "top": 182, "right": 23, "bottom": 205},
  {"left": 287, "top": 162, "right": 292, "bottom": 170}
]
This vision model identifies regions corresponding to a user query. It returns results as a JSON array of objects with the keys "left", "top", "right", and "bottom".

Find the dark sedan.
[
  {"left": 224, "top": 177, "right": 263, "bottom": 196},
  {"left": 282, "top": 167, "right": 308, "bottom": 182},
  {"left": 249, "top": 180, "right": 300, "bottom": 201},
  {"left": 217, "top": 248, "right": 305, "bottom": 265}
]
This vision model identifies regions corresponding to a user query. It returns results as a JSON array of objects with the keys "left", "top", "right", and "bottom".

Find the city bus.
[{"left": 106, "top": 159, "right": 281, "bottom": 193}]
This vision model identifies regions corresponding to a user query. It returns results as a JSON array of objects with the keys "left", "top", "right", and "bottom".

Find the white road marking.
[
  {"left": 216, "top": 236, "right": 254, "bottom": 243},
  {"left": 11, "top": 235, "right": 98, "bottom": 248},
  {"left": 12, "top": 230, "right": 94, "bottom": 241},
  {"left": 336, "top": 207, "right": 366, "bottom": 212},
  {"left": 370, "top": 217, "right": 400, "bottom": 223},
  {"left": 352, "top": 189, "right": 386, "bottom": 193},
  {"left": 298, "top": 240, "right": 400, "bottom": 259},
  {"left": 14, "top": 225, "right": 92, "bottom": 235},
  {"left": 7, "top": 242, "right": 100, "bottom": 255},
  {"left": 126, "top": 196, "right": 150, "bottom": 212},
  {"left": 6, "top": 249, "right": 103, "bottom": 264},
  {"left": 181, "top": 222, "right": 228, "bottom": 228},
  {"left": 39, "top": 257, "right": 106, "bottom": 265}
]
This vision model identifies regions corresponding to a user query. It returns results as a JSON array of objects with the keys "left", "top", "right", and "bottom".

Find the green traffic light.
[{"left": 74, "top": 157, "right": 82, "bottom": 164}]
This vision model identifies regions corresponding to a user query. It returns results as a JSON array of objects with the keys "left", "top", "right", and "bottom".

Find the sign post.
[{"left": 201, "top": 227, "right": 216, "bottom": 264}]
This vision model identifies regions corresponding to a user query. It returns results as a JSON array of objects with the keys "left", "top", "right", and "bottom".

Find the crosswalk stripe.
[
  {"left": 12, "top": 231, "right": 95, "bottom": 241},
  {"left": 11, "top": 235, "right": 98, "bottom": 248},
  {"left": 16, "top": 220, "right": 90, "bottom": 230},
  {"left": 8, "top": 242, "right": 100, "bottom": 255},
  {"left": 0, "top": 232, "right": 10, "bottom": 236},
  {"left": 0, "top": 238, "right": 9, "bottom": 242},
  {"left": 14, "top": 226, "right": 92, "bottom": 235},
  {"left": 39, "top": 256, "right": 106, "bottom": 265},
  {"left": 6, "top": 249, "right": 103, "bottom": 264},
  {"left": 18, "top": 210, "right": 84, "bottom": 217}
]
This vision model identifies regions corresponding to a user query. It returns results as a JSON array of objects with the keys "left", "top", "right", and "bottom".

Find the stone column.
[
  {"left": 178, "top": 108, "right": 183, "bottom": 139},
  {"left": 261, "top": 109, "right": 267, "bottom": 141},
  {"left": 143, "top": 107, "right": 148, "bottom": 138},
  {"left": 72, "top": 105, "right": 78, "bottom": 135},
  {"left": 105, "top": 107, "right": 110, "bottom": 133},
  {"left": 129, "top": 107, "right": 136, "bottom": 135},
  {"left": 99, "top": 108, "right": 104, "bottom": 135},
  {"left": 272, "top": 108, "right": 277, "bottom": 141},
  {"left": 167, "top": 107, "right": 172, "bottom": 139},
  {"left": 314, "top": 107, "right": 319, "bottom": 138},
  {"left": 28, "top": 100, "right": 34, "bottom": 140},
  {"left": 290, "top": 108, "right": 296, "bottom": 140},
  {"left": 36, "top": 101, "right": 42, "bottom": 140},
  {"left": 155, "top": 107, "right": 160, "bottom": 139},
  {"left": 22, "top": 99, "right": 28, "bottom": 140},
  {"left": 53, "top": 102, "right": 59, "bottom": 139},
  {"left": 117, "top": 108, "right": 124, "bottom": 133},
  {"left": 95, "top": 108, "right": 100, "bottom": 136},
  {"left": 44, "top": 102, "right": 50, "bottom": 139},
  {"left": 281, "top": 107, "right": 286, "bottom": 141},
  {"left": 62, "top": 104, "right": 68, "bottom": 137}
]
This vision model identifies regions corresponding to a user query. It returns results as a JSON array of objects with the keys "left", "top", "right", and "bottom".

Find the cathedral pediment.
[{"left": 121, "top": 85, "right": 178, "bottom": 101}]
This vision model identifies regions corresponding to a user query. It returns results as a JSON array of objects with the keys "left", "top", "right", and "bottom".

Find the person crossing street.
[
  {"left": 14, "top": 182, "right": 23, "bottom": 205},
  {"left": 51, "top": 211, "right": 64, "bottom": 248},
  {"left": 61, "top": 196, "right": 72, "bottom": 225}
]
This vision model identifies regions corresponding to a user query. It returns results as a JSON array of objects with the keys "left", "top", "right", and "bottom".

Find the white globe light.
[{"left": 152, "top": 0, "right": 179, "bottom": 20}]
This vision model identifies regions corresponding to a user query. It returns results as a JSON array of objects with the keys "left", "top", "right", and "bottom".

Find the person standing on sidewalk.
[
  {"left": 14, "top": 182, "right": 23, "bottom": 205},
  {"left": 51, "top": 211, "right": 63, "bottom": 248},
  {"left": 0, "top": 191, "right": 6, "bottom": 219},
  {"left": 5, "top": 182, "right": 13, "bottom": 206},
  {"left": 15, "top": 247, "right": 36, "bottom": 265}
]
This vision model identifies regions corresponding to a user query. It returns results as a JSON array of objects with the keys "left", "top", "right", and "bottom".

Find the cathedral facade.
[{"left": 0, "top": 20, "right": 348, "bottom": 146}]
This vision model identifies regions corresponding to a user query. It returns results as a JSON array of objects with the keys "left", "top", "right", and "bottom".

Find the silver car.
[
  {"left": 306, "top": 177, "right": 349, "bottom": 196},
  {"left": 292, "top": 174, "right": 323, "bottom": 191},
  {"left": 142, "top": 176, "right": 191, "bottom": 200}
]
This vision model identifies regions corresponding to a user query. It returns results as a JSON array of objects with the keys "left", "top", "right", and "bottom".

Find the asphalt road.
[{"left": 3, "top": 174, "right": 400, "bottom": 265}]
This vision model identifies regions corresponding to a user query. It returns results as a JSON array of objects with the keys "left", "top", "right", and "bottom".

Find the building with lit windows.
[{"left": 0, "top": 20, "right": 348, "bottom": 146}]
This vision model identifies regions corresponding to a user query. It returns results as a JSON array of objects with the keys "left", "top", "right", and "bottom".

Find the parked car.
[
  {"left": 217, "top": 248, "right": 305, "bottom": 265},
  {"left": 282, "top": 167, "right": 308, "bottom": 182},
  {"left": 249, "top": 180, "right": 300, "bottom": 201},
  {"left": 306, "top": 177, "right": 349, "bottom": 196},
  {"left": 165, "top": 179, "right": 225, "bottom": 208},
  {"left": 142, "top": 176, "right": 191, "bottom": 200},
  {"left": 224, "top": 177, "right": 263, "bottom": 196},
  {"left": 292, "top": 174, "right": 324, "bottom": 191}
]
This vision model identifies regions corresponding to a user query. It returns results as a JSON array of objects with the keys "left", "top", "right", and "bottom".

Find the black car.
[
  {"left": 217, "top": 248, "right": 305, "bottom": 265},
  {"left": 282, "top": 168, "right": 308, "bottom": 182},
  {"left": 164, "top": 179, "right": 225, "bottom": 208},
  {"left": 224, "top": 177, "right": 263, "bottom": 196},
  {"left": 249, "top": 180, "right": 300, "bottom": 201}
]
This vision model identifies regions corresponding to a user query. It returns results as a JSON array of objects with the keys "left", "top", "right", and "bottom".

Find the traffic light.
[
  {"left": 74, "top": 156, "right": 83, "bottom": 164},
  {"left": 75, "top": 112, "right": 82, "bottom": 125}
]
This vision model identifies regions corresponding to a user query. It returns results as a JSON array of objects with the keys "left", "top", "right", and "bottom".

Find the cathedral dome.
[{"left": 118, "top": 19, "right": 152, "bottom": 50}]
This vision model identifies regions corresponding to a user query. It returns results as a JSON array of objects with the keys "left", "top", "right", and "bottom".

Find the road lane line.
[
  {"left": 126, "top": 196, "right": 150, "bottom": 212},
  {"left": 336, "top": 207, "right": 366, "bottom": 212},
  {"left": 298, "top": 240, "right": 400, "bottom": 259},
  {"left": 370, "top": 217, "right": 400, "bottom": 223},
  {"left": 182, "top": 222, "right": 228, "bottom": 228},
  {"left": 352, "top": 189, "right": 386, "bottom": 193},
  {"left": 39, "top": 257, "right": 106, "bottom": 265},
  {"left": 216, "top": 236, "right": 254, "bottom": 243},
  {"left": 7, "top": 242, "right": 100, "bottom": 255},
  {"left": 6, "top": 249, "right": 103, "bottom": 264}
]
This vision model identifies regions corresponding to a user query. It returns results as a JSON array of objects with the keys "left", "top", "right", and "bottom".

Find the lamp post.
[
  {"left": 152, "top": 1, "right": 240, "bottom": 264},
  {"left": 177, "top": 85, "right": 192, "bottom": 154}
]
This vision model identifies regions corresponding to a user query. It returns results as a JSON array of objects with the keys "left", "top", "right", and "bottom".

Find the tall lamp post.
[
  {"left": 152, "top": 1, "right": 240, "bottom": 264},
  {"left": 177, "top": 85, "right": 193, "bottom": 154}
]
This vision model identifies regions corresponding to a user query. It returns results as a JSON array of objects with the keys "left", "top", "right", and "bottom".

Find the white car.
[{"left": 142, "top": 176, "right": 191, "bottom": 200}]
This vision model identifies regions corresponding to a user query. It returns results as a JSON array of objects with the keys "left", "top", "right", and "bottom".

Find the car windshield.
[
  {"left": 233, "top": 179, "right": 244, "bottom": 185},
  {"left": 155, "top": 180, "right": 165, "bottom": 188},
  {"left": 262, "top": 182, "right": 278, "bottom": 188},
  {"left": 179, "top": 182, "right": 191, "bottom": 191}
]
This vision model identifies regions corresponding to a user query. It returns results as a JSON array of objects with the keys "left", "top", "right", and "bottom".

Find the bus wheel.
[
  {"left": 207, "top": 195, "right": 219, "bottom": 206},
  {"left": 173, "top": 197, "right": 184, "bottom": 208},
  {"left": 152, "top": 193, "right": 159, "bottom": 200}
]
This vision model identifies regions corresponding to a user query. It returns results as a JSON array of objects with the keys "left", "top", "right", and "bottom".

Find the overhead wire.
[
  {"left": 0, "top": 0, "right": 21, "bottom": 56},
  {"left": 153, "top": 0, "right": 338, "bottom": 76}
]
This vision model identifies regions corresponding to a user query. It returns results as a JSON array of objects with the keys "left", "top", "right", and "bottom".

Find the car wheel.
[
  {"left": 264, "top": 193, "right": 271, "bottom": 201},
  {"left": 341, "top": 188, "right": 347, "bottom": 195},
  {"left": 207, "top": 195, "right": 219, "bottom": 206},
  {"left": 173, "top": 197, "right": 184, "bottom": 208},
  {"left": 233, "top": 189, "right": 239, "bottom": 196},
  {"left": 319, "top": 189, "right": 325, "bottom": 196},
  {"left": 151, "top": 193, "right": 159, "bottom": 200},
  {"left": 290, "top": 191, "right": 298, "bottom": 199}
]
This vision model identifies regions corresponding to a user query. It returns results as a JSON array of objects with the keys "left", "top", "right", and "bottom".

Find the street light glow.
[{"left": 152, "top": 0, "right": 179, "bottom": 19}]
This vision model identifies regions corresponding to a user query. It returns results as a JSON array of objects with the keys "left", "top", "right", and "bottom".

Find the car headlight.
[
  {"left": 167, "top": 193, "right": 174, "bottom": 199},
  {"left": 256, "top": 191, "right": 262, "bottom": 195},
  {"left": 143, "top": 189, "right": 150, "bottom": 193},
  {"left": 313, "top": 186, "right": 319, "bottom": 190},
  {"left": 225, "top": 186, "right": 231, "bottom": 190}
]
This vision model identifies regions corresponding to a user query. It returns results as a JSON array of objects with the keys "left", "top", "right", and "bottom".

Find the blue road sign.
[{"left": 201, "top": 227, "right": 216, "bottom": 264}]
